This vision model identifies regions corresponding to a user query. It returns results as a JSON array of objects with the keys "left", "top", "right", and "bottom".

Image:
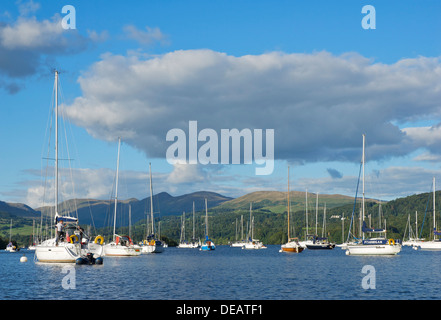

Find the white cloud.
[
  {"left": 0, "top": 3, "right": 106, "bottom": 92},
  {"left": 64, "top": 49, "right": 441, "bottom": 166},
  {"left": 123, "top": 25, "right": 168, "bottom": 46},
  {"left": 296, "top": 166, "right": 441, "bottom": 201},
  {"left": 413, "top": 152, "right": 441, "bottom": 162},
  {"left": 167, "top": 164, "right": 206, "bottom": 184}
]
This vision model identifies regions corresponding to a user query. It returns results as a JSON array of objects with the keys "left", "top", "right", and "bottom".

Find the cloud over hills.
[{"left": 64, "top": 49, "right": 441, "bottom": 165}]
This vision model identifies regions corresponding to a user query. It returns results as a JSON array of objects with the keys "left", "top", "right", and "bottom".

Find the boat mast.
[
  {"left": 287, "top": 166, "right": 290, "bottom": 241},
  {"left": 149, "top": 162, "right": 155, "bottom": 236},
  {"left": 315, "top": 192, "right": 319, "bottom": 235},
  {"left": 305, "top": 189, "right": 308, "bottom": 237},
  {"left": 433, "top": 176, "right": 436, "bottom": 241},
  {"left": 362, "top": 134, "right": 366, "bottom": 241},
  {"left": 205, "top": 198, "right": 208, "bottom": 239},
  {"left": 55, "top": 70, "right": 59, "bottom": 217},
  {"left": 249, "top": 202, "right": 253, "bottom": 240},
  {"left": 192, "top": 201, "right": 195, "bottom": 241},
  {"left": 113, "top": 137, "right": 121, "bottom": 240}
]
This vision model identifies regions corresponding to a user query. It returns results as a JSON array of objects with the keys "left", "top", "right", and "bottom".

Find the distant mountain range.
[
  {"left": 0, "top": 189, "right": 376, "bottom": 228},
  {"left": 35, "top": 191, "right": 234, "bottom": 228},
  {"left": 0, "top": 200, "right": 39, "bottom": 218}
]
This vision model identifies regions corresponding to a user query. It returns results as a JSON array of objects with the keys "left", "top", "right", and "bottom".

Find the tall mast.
[
  {"left": 305, "top": 189, "right": 308, "bottom": 237},
  {"left": 433, "top": 177, "right": 436, "bottom": 240},
  {"left": 362, "top": 134, "right": 366, "bottom": 240},
  {"left": 205, "top": 198, "right": 208, "bottom": 239},
  {"left": 315, "top": 192, "right": 319, "bottom": 235},
  {"left": 287, "top": 166, "right": 290, "bottom": 240},
  {"left": 113, "top": 137, "right": 121, "bottom": 240},
  {"left": 192, "top": 201, "right": 195, "bottom": 240},
  {"left": 149, "top": 162, "right": 154, "bottom": 235},
  {"left": 249, "top": 202, "right": 253, "bottom": 240},
  {"left": 55, "top": 70, "right": 59, "bottom": 216},
  {"left": 241, "top": 215, "right": 244, "bottom": 241}
]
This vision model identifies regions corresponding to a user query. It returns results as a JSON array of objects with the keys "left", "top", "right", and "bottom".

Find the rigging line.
[
  {"left": 419, "top": 182, "right": 432, "bottom": 239},
  {"left": 346, "top": 161, "right": 363, "bottom": 243},
  {"left": 58, "top": 78, "right": 79, "bottom": 220},
  {"left": 40, "top": 77, "right": 56, "bottom": 240}
]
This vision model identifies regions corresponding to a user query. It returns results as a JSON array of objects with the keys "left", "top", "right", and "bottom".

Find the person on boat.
[
  {"left": 77, "top": 226, "right": 86, "bottom": 243},
  {"left": 55, "top": 219, "right": 64, "bottom": 246}
]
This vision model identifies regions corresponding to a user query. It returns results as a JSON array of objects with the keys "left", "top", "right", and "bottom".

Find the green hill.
[
  {"left": 1, "top": 189, "right": 440, "bottom": 248},
  {"left": 218, "top": 190, "right": 378, "bottom": 213}
]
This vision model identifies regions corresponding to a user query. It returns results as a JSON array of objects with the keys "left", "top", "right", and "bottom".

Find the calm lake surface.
[{"left": 1, "top": 245, "right": 440, "bottom": 301}]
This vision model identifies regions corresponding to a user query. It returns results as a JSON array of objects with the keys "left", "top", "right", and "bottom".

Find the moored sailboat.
[
  {"left": 103, "top": 138, "right": 140, "bottom": 257},
  {"left": 417, "top": 177, "right": 441, "bottom": 251},
  {"left": 200, "top": 198, "right": 215, "bottom": 251},
  {"left": 280, "top": 166, "right": 304, "bottom": 253},
  {"left": 35, "top": 71, "right": 104, "bottom": 263},
  {"left": 5, "top": 220, "right": 19, "bottom": 252},
  {"left": 140, "top": 163, "right": 164, "bottom": 253},
  {"left": 242, "top": 203, "right": 267, "bottom": 249},
  {"left": 177, "top": 202, "right": 200, "bottom": 248},
  {"left": 345, "top": 134, "right": 401, "bottom": 256}
]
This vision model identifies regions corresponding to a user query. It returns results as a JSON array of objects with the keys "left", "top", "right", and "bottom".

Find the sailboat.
[
  {"left": 35, "top": 70, "right": 104, "bottom": 263},
  {"left": 305, "top": 203, "right": 335, "bottom": 249},
  {"left": 28, "top": 220, "right": 37, "bottom": 250},
  {"left": 103, "top": 138, "right": 140, "bottom": 257},
  {"left": 280, "top": 166, "right": 304, "bottom": 253},
  {"left": 5, "top": 220, "right": 19, "bottom": 252},
  {"left": 177, "top": 202, "right": 200, "bottom": 248},
  {"left": 345, "top": 134, "right": 401, "bottom": 256},
  {"left": 200, "top": 198, "right": 215, "bottom": 251},
  {"left": 230, "top": 215, "right": 246, "bottom": 247},
  {"left": 417, "top": 177, "right": 441, "bottom": 250},
  {"left": 140, "top": 163, "right": 164, "bottom": 253},
  {"left": 243, "top": 203, "right": 267, "bottom": 249},
  {"left": 402, "top": 211, "right": 424, "bottom": 247},
  {"left": 299, "top": 191, "right": 315, "bottom": 248}
]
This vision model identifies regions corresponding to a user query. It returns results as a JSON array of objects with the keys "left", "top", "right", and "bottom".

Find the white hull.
[
  {"left": 35, "top": 238, "right": 104, "bottom": 262},
  {"left": 280, "top": 241, "right": 304, "bottom": 253},
  {"left": 337, "top": 242, "right": 358, "bottom": 250},
  {"left": 103, "top": 242, "right": 141, "bottom": 256},
  {"left": 140, "top": 243, "right": 164, "bottom": 253},
  {"left": 177, "top": 242, "right": 199, "bottom": 249},
  {"left": 298, "top": 240, "right": 313, "bottom": 248},
  {"left": 242, "top": 241, "right": 267, "bottom": 250},
  {"left": 345, "top": 244, "right": 401, "bottom": 255},
  {"left": 35, "top": 239, "right": 80, "bottom": 263},
  {"left": 417, "top": 241, "right": 441, "bottom": 251},
  {"left": 230, "top": 241, "right": 246, "bottom": 248}
]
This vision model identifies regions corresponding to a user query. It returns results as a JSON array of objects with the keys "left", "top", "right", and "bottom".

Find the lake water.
[{"left": 1, "top": 245, "right": 439, "bottom": 305}]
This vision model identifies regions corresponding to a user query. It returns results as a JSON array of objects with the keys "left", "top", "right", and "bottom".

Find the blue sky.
[{"left": 1, "top": 0, "right": 441, "bottom": 208}]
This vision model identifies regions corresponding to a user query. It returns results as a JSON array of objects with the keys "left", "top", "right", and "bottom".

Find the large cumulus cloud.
[{"left": 64, "top": 49, "right": 441, "bottom": 165}]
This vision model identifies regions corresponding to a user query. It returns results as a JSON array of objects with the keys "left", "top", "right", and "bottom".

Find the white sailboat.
[
  {"left": 5, "top": 219, "right": 18, "bottom": 252},
  {"left": 200, "top": 198, "right": 215, "bottom": 251},
  {"left": 280, "top": 166, "right": 304, "bottom": 253},
  {"left": 103, "top": 138, "right": 140, "bottom": 257},
  {"left": 35, "top": 71, "right": 104, "bottom": 263},
  {"left": 140, "top": 163, "right": 164, "bottom": 253},
  {"left": 402, "top": 211, "right": 424, "bottom": 247},
  {"left": 417, "top": 177, "right": 441, "bottom": 250},
  {"left": 345, "top": 134, "right": 401, "bottom": 256},
  {"left": 230, "top": 215, "right": 246, "bottom": 247},
  {"left": 177, "top": 202, "right": 200, "bottom": 248},
  {"left": 27, "top": 220, "right": 37, "bottom": 250},
  {"left": 242, "top": 203, "right": 267, "bottom": 249}
]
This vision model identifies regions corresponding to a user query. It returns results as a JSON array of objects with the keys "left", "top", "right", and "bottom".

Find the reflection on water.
[{"left": 1, "top": 246, "right": 441, "bottom": 300}]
